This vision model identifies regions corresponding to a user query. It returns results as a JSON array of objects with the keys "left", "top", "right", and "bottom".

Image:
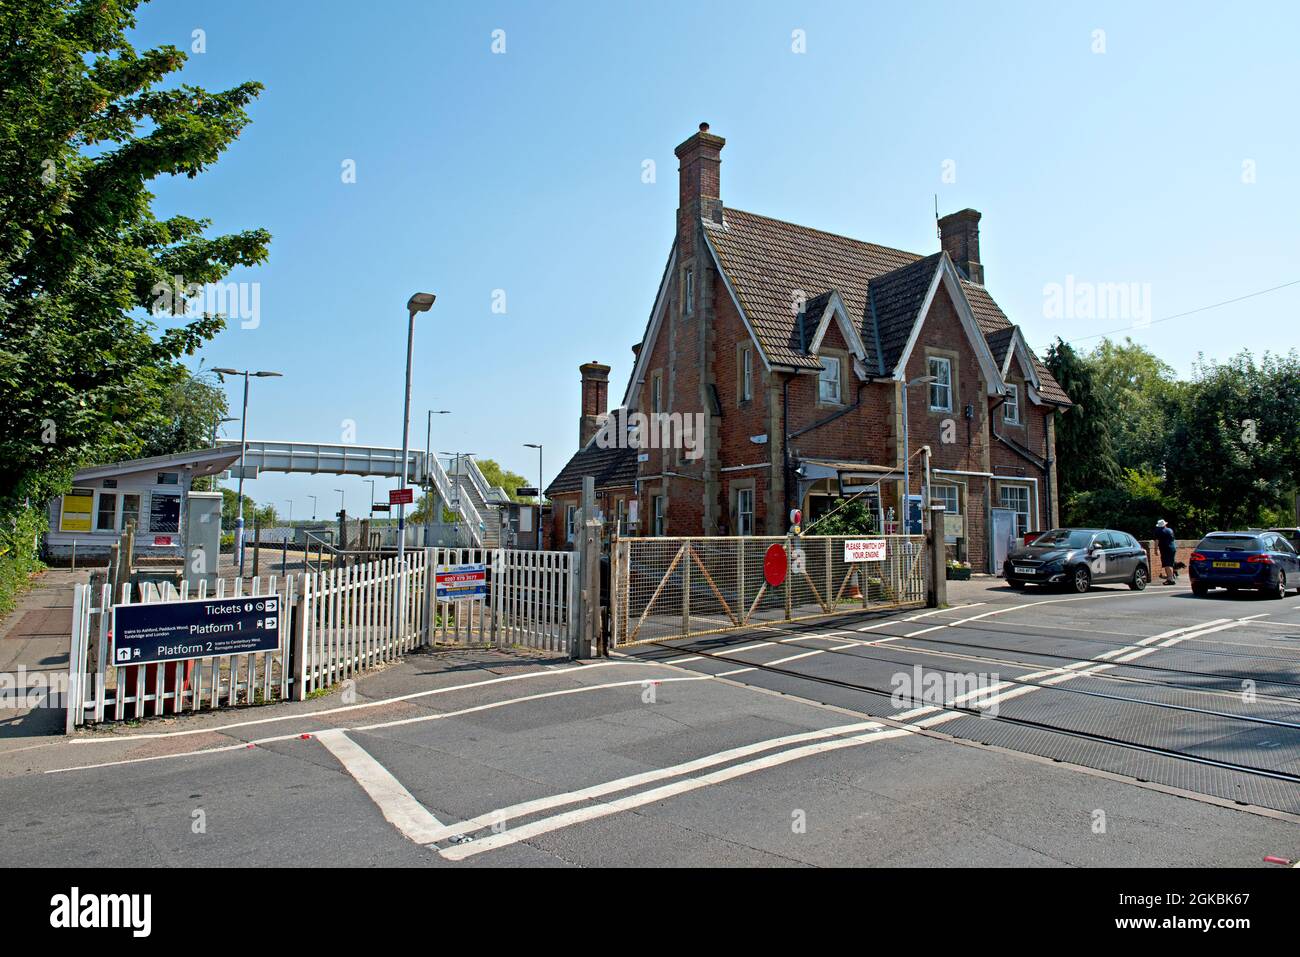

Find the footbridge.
[{"left": 213, "top": 440, "right": 505, "bottom": 547}]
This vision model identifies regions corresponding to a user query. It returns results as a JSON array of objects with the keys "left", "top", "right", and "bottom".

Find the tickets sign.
[
  {"left": 843, "top": 538, "right": 888, "bottom": 563},
  {"left": 112, "top": 595, "right": 281, "bottom": 665}
]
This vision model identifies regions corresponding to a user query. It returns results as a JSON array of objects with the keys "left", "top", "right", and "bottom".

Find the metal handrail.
[{"left": 426, "top": 454, "right": 483, "bottom": 547}]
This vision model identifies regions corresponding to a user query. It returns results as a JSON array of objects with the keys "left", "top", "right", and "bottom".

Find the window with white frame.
[
  {"left": 735, "top": 487, "right": 754, "bottom": 536},
  {"left": 928, "top": 357, "right": 952, "bottom": 411},
  {"left": 652, "top": 495, "right": 665, "bottom": 536},
  {"left": 818, "top": 355, "right": 841, "bottom": 404},
  {"left": 741, "top": 347, "right": 752, "bottom": 402},
  {"left": 999, "top": 485, "right": 1031, "bottom": 537},
  {"left": 565, "top": 505, "right": 576, "bottom": 542},
  {"left": 1003, "top": 384, "right": 1020, "bottom": 424},
  {"left": 931, "top": 484, "right": 959, "bottom": 516},
  {"left": 651, "top": 372, "right": 662, "bottom": 414}
]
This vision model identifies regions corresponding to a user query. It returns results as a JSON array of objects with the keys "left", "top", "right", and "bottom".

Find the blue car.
[{"left": 1189, "top": 531, "right": 1300, "bottom": 598}]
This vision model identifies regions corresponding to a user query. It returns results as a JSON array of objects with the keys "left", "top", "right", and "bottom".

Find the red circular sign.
[{"left": 764, "top": 543, "right": 788, "bottom": 587}]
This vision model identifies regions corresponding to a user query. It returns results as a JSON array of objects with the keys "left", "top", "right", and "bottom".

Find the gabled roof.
[
  {"left": 544, "top": 442, "right": 637, "bottom": 497},
  {"left": 701, "top": 207, "right": 1071, "bottom": 406}
]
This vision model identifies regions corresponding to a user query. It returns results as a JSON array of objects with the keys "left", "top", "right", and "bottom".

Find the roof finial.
[{"left": 699, "top": 122, "right": 710, "bottom": 133}]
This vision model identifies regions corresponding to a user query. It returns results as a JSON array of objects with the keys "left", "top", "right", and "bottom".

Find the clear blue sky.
[{"left": 131, "top": 1, "right": 1300, "bottom": 517}]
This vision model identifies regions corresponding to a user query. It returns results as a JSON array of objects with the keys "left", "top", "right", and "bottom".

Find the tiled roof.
[
  {"left": 545, "top": 442, "right": 637, "bottom": 497},
  {"left": 704, "top": 207, "right": 1071, "bottom": 406},
  {"left": 866, "top": 253, "right": 943, "bottom": 374}
]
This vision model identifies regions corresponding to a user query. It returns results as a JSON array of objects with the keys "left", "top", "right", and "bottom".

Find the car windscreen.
[
  {"left": 1031, "top": 529, "right": 1093, "bottom": 548},
  {"left": 1197, "top": 535, "right": 1261, "bottom": 552}
]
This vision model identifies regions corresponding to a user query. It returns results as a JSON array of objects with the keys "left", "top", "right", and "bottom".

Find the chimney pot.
[
  {"left": 578, "top": 361, "right": 611, "bottom": 448},
  {"left": 938, "top": 208, "right": 983, "bottom": 284}
]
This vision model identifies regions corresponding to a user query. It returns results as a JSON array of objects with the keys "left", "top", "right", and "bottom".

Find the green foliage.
[
  {"left": 1086, "top": 338, "right": 1178, "bottom": 472},
  {"left": 0, "top": 0, "right": 270, "bottom": 521},
  {"left": 808, "top": 498, "right": 877, "bottom": 535},
  {"left": 1045, "top": 338, "right": 1119, "bottom": 500},
  {"left": 138, "top": 367, "right": 229, "bottom": 460},
  {"left": 1065, "top": 468, "right": 1197, "bottom": 539},
  {"left": 1161, "top": 351, "right": 1300, "bottom": 531},
  {"left": 0, "top": 507, "right": 46, "bottom": 618},
  {"left": 476, "top": 458, "right": 529, "bottom": 501}
]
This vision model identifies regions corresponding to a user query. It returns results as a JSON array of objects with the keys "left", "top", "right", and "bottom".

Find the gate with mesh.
[{"left": 611, "top": 534, "right": 927, "bottom": 647}]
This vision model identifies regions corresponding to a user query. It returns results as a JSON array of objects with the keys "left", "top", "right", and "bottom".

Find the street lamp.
[
  {"left": 284, "top": 499, "right": 293, "bottom": 525},
  {"left": 365, "top": 479, "right": 376, "bottom": 514},
  {"left": 900, "top": 374, "right": 937, "bottom": 535},
  {"left": 308, "top": 494, "right": 318, "bottom": 521},
  {"left": 524, "top": 443, "right": 543, "bottom": 550},
  {"left": 334, "top": 488, "right": 345, "bottom": 513},
  {"left": 397, "top": 292, "right": 436, "bottom": 636},
  {"left": 425, "top": 410, "right": 450, "bottom": 543},
  {"left": 210, "top": 415, "right": 237, "bottom": 494},
  {"left": 213, "top": 368, "right": 282, "bottom": 577}
]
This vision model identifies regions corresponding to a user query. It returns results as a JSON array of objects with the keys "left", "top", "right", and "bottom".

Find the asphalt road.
[{"left": 1, "top": 581, "right": 1298, "bottom": 867}]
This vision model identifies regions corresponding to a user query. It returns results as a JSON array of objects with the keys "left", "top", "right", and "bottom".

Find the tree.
[
  {"left": 1085, "top": 338, "right": 1178, "bottom": 473},
  {"left": 1163, "top": 352, "right": 1300, "bottom": 531},
  {"left": 476, "top": 458, "right": 529, "bottom": 501},
  {"left": 1045, "top": 338, "right": 1120, "bottom": 499},
  {"left": 0, "top": 0, "right": 270, "bottom": 516},
  {"left": 138, "top": 366, "right": 229, "bottom": 459}
]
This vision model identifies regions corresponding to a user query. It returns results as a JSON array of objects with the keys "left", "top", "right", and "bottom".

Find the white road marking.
[
  {"left": 316, "top": 729, "right": 446, "bottom": 844},
  {"left": 441, "top": 724, "right": 913, "bottom": 860},
  {"left": 422, "top": 719, "right": 883, "bottom": 844},
  {"left": 66, "top": 659, "right": 662, "bottom": 744},
  {"left": 48, "top": 674, "right": 711, "bottom": 774}
]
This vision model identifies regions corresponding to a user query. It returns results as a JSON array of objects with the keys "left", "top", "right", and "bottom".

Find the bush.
[
  {"left": 1065, "top": 468, "right": 1199, "bottom": 539},
  {"left": 0, "top": 507, "right": 47, "bottom": 619}
]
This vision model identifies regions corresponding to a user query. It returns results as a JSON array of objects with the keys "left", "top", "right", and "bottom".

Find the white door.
[{"left": 990, "top": 508, "right": 1016, "bottom": 575}]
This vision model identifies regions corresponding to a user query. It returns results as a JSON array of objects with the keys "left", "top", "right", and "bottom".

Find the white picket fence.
[
  {"left": 67, "top": 546, "right": 580, "bottom": 728},
  {"left": 66, "top": 574, "right": 295, "bottom": 732}
]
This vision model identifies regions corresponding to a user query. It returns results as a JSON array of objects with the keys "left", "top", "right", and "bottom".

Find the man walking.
[{"left": 1155, "top": 519, "right": 1177, "bottom": 585}]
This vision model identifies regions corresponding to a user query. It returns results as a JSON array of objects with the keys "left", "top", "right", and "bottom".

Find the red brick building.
[{"left": 547, "top": 124, "right": 1072, "bottom": 571}]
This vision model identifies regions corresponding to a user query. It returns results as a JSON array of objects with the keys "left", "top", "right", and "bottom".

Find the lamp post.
[
  {"left": 524, "top": 443, "right": 543, "bottom": 549},
  {"left": 425, "top": 410, "right": 450, "bottom": 544},
  {"left": 365, "top": 479, "right": 376, "bottom": 514},
  {"left": 900, "top": 374, "right": 937, "bottom": 535},
  {"left": 284, "top": 500, "right": 293, "bottom": 525},
  {"left": 397, "top": 292, "right": 435, "bottom": 638},
  {"left": 334, "top": 488, "right": 345, "bottom": 513},
  {"left": 213, "top": 368, "right": 282, "bottom": 577},
  {"left": 308, "top": 494, "right": 318, "bottom": 521},
  {"left": 209, "top": 415, "right": 237, "bottom": 495}
]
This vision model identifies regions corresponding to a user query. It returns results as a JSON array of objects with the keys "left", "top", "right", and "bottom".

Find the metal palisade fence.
[
  {"left": 611, "top": 534, "right": 927, "bottom": 647},
  {"left": 68, "top": 546, "right": 580, "bottom": 729}
]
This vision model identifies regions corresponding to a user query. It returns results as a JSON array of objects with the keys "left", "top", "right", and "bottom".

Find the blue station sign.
[{"left": 112, "top": 595, "right": 283, "bottom": 666}]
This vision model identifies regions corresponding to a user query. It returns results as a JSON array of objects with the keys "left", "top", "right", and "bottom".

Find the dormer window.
[
  {"left": 1003, "top": 384, "right": 1021, "bottom": 424},
  {"left": 818, "top": 356, "right": 842, "bottom": 404}
]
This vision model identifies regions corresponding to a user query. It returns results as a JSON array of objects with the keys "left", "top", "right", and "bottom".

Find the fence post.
[
  {"left": 423, "top": 547, "right": 436, "bottom": 647},
  {"left": 65, "top": 584, "right": 86, "bottom": 733},
  {"left": 927, "top": 506, "right": 947, "bottom": 608},
  {"left": 573, "top": 476, "right": 599, "bottom": 659},
  {"left": 291, "top": 577, "right": 308, "bottom": 701}
]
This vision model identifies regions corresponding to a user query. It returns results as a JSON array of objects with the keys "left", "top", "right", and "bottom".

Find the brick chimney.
[
  {"left": 578, "top": 361, "right": 610, "bottom": 447},
  {"left": 938, "top": 208, "right": 983, "bottom": 284},
  {"left": 675, "top": 122, "right": 726, "bottom": 252}
]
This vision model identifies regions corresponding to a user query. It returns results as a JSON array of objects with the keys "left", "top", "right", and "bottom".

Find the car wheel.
[
  {"left": 1191, "top": 583, "right": 1209, "bottom": 597},
  {"left": 1272, "top": 572, "right": 1287, "bottom": 600},
  {"left": 1070, "top": 566, "right": 1091, "bottom": 594},
  {"left": 1129, "top": 565, "right": 1148, "bottom": 591}
]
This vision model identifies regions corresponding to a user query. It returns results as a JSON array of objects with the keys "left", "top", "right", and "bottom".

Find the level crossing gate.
[{"left": 610, "top": 534, "right": 927, "bottom": 647}]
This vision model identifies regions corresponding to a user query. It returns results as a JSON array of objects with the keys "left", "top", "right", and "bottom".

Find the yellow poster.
[{"left": 59, "top": 490, "right": 93, "bottom": 533}]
